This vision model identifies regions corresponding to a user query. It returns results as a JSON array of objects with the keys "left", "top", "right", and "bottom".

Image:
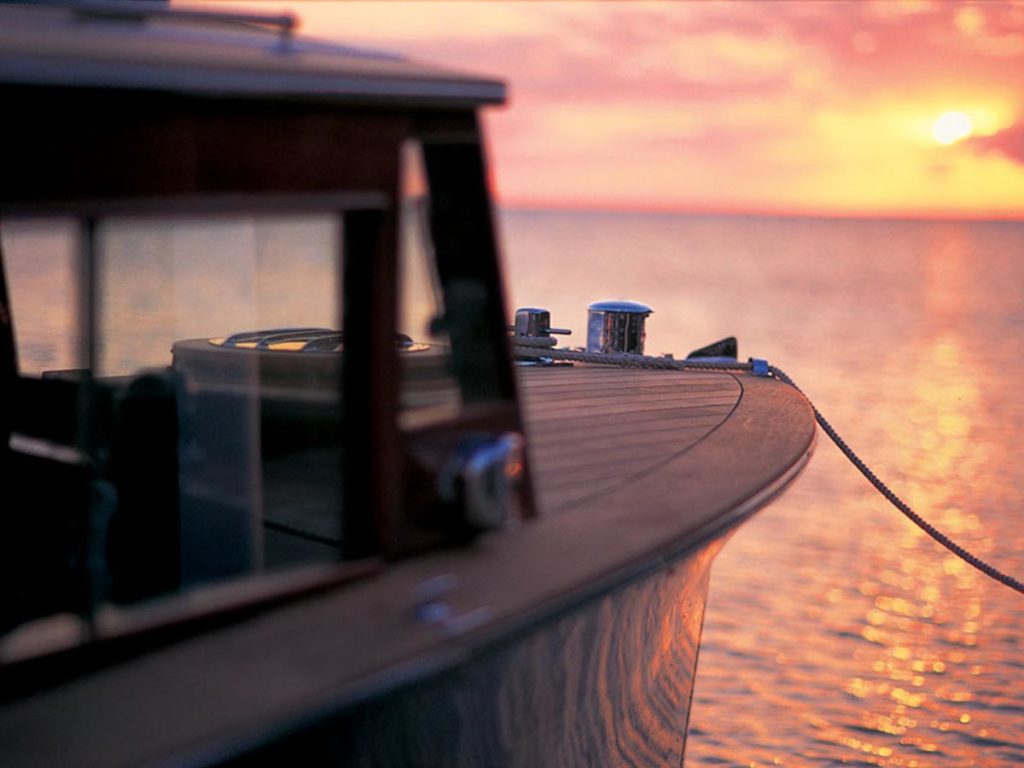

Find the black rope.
[{"left": 769, "top": 364, "right": 1024, "bottom": 596}]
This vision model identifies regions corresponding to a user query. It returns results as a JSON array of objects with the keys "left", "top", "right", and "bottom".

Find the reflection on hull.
[{"left": 229, "top": 538, "right": 727, "bottom": 767}]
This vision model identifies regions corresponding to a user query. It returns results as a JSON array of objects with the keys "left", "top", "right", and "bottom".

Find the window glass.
[
  {"left": 97, "top": 216, "right": 339, "bottom": 375},
  {"left": 399, "top": 141, "right": 461, "bottom": 427},
  {"left": 96, "top": 215, "right": 344, "bottom": 586},
  {"left": 2, "top": 218, "right": 80, "bottom": 375},
  {"left": 0, "top": 213, "right": 346, "bottom": 654}
]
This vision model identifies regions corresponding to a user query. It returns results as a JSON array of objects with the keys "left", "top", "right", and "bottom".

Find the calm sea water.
[{"left": 501, "top": 210, "right": 1024, "bottom": 767}]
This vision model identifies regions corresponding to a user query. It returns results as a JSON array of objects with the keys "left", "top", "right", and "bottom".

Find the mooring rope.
[
  {"left": 512, "top": 339, "right": 1024, "bottom": 595},
  {"left": 512, "top": 337, "right": 757, "bottom": 373},
  {"left": 767, "top": 364, "right": 1024, "bottom": 596}
]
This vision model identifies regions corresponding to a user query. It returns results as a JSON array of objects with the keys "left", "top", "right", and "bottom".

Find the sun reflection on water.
[
  {"left": 840, "top": 330, "right": 1002, "bottom": 762},
  {"left": 682, "top": 219, "right": 1024, "bottom": 765}
]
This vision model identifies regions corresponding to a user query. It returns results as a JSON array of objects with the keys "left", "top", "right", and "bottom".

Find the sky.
[{"left": 211, "top": 1, "right": 1024, "bottom": 219}]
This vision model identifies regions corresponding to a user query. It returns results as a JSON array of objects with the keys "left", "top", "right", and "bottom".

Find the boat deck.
[
  {"left": 520, "top": 365, "right": 815, "bottom": 547},
  {"left": 522, "top": 366, "right": 743, "bottom": 513}
]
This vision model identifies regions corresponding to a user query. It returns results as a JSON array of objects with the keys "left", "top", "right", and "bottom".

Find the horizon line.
[{"left": 495, "top": 200, "right": 1024, "bottom": 225}]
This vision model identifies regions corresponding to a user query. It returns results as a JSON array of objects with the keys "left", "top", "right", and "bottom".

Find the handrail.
[{"left": 70, "top": 2, "right": 297, "bottom": 45}]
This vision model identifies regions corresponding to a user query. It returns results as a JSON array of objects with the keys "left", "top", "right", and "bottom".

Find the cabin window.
[
  {"left": 0, "top": 173, "right": 477, "bottom": 658},
  {"left": 398, "top": 140, "right": 461, "bottom": 427},
  {"left": 0, "top": 124, "right": 505, "bottom": 662},
  {"left": 96, "top": 216, "right": 340, "bottom": 376},
  {"left": 2, "top": 218, "right": 81, "bottom": 375},
  {"left": 95, "top": 214, "right": 346, "bottom": 585},
  {"left": 0, "top": 209, "right": 362, "bottom": 652}
]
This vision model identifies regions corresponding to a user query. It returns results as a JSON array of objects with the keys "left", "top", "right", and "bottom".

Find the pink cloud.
[
  {"left": 215, "top": 1, "right": 1024, "bottom": 216},
  {"left": 969, "top": 123, "right": 1024, "bottom": 164}
]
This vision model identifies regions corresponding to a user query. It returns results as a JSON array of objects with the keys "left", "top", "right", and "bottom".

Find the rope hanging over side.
[
  {"left": 511, "top": 339, "right": 1024, "bottom": 596},
  {"left": 767, "top": 364, "right": 1024, "bottom": 596}
]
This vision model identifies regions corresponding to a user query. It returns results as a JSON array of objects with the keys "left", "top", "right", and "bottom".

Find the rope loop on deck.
[
  {"left": 512, "top": 341, "right": 757, "bottom": 372},
  {"left": 511, "top": 338, "right": 1024, "bottom": 596}
]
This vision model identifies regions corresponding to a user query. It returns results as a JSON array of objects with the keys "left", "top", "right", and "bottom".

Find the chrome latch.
[
  {"left": 510, "top": 307, "right": 572, "bottom": 367},
  {"left": 439, "top": 432, "right": 525, "bottom": 532},
  {"left": 511, "top": 307, "right": 571, "bottom": 339}
]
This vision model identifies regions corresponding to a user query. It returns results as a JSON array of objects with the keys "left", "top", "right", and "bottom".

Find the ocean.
[{"left": 501, "top": 210, "right": 1024, "bottom": 766}]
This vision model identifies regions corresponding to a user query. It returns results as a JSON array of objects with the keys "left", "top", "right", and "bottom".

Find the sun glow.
[{"left": 932, "top": 111, "right": 974, "bottom": 146}]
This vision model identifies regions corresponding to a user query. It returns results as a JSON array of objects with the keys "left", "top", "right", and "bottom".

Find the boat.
[{"left": 0, "top": 5, "right": 816, "bottom": 765}]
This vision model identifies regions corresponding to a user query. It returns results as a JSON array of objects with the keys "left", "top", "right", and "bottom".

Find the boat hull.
[{"left": 227, "top": 537, "right": 725, "bottom": 767}]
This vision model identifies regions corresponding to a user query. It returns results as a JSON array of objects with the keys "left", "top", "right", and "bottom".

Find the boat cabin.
[{"left": 0, "top": 2, "right": 532, "bottom": 647}]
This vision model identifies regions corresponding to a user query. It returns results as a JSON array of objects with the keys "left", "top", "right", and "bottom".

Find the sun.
[{"left": 932, "top": 111, "right": 973, "bottom": 145}]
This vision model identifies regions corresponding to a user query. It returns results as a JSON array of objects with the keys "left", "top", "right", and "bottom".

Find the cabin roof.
[{"left": 0, "top": 4, "right": 506, "bottom": 108}]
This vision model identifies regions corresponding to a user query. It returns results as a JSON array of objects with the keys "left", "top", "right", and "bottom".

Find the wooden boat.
[{"left": 0, "top": 5, "right": 816, "bottom": 765}]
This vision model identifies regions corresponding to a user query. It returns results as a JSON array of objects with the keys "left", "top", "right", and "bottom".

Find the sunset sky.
[{"left": 216, "top": 1, "right": 1024, "bottom": 219}]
